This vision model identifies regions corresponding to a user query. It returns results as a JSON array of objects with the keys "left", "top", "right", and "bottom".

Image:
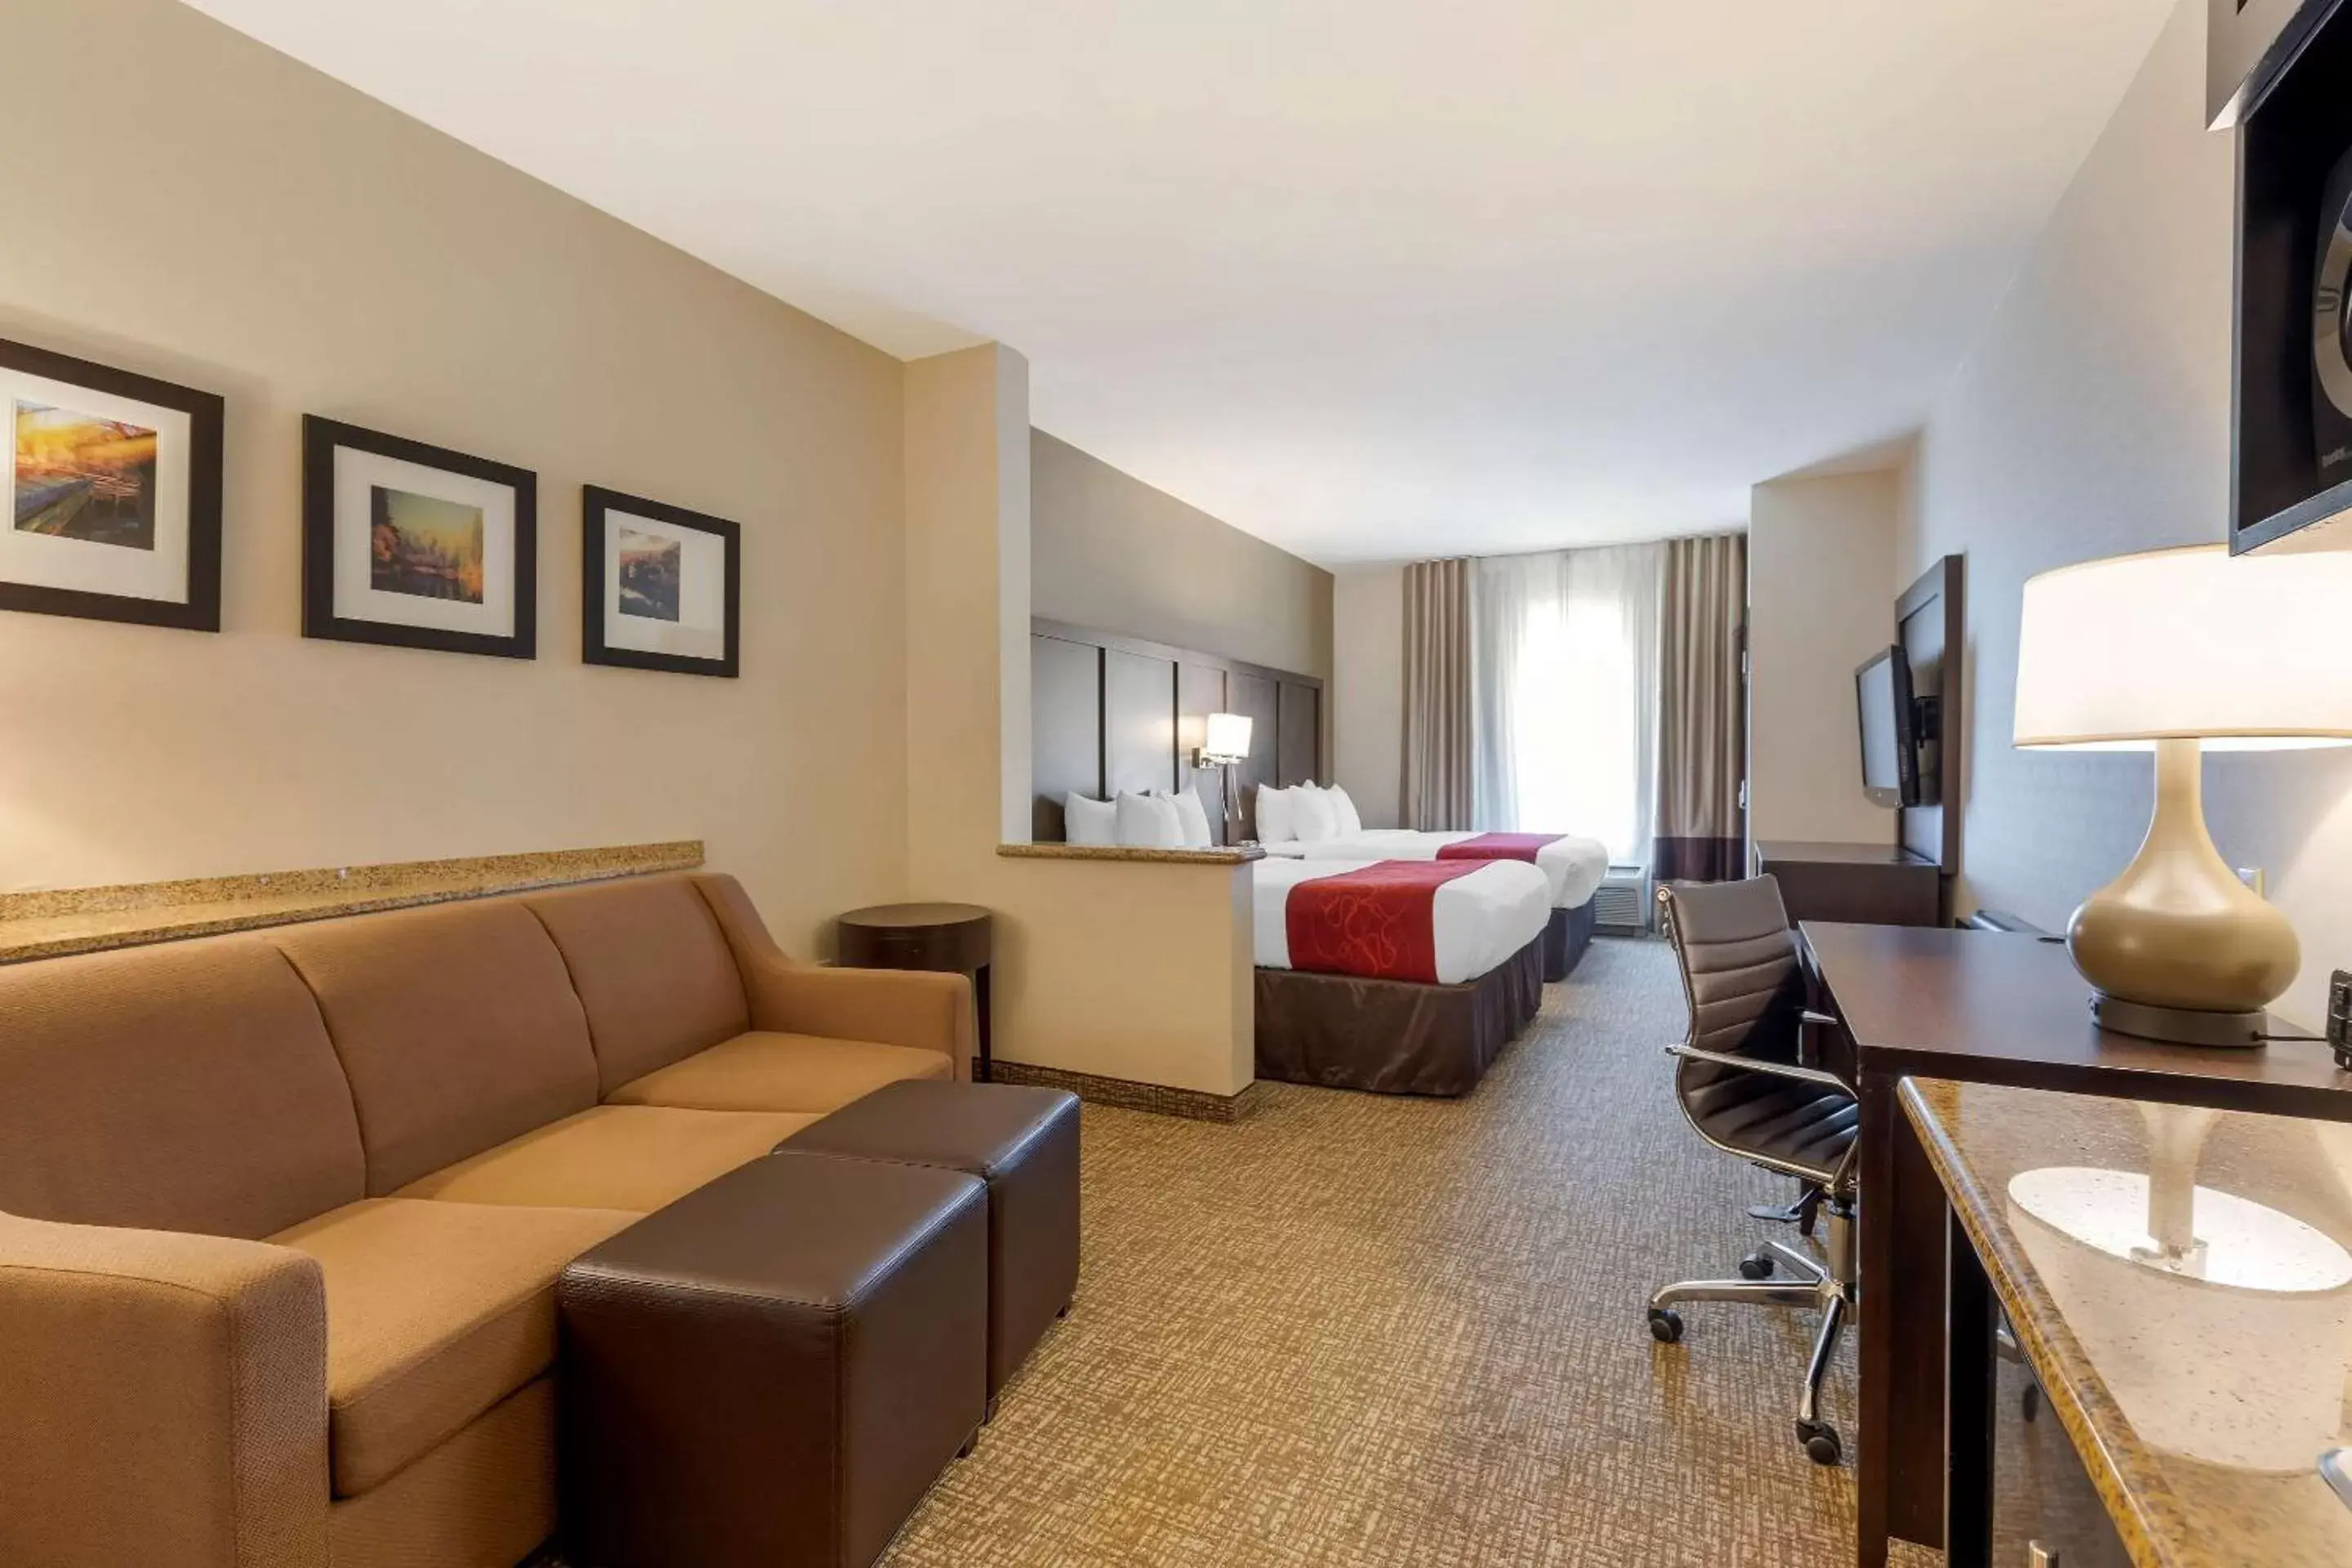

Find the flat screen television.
[{"left": 1855, "top": 644, "right": 1921, "bottom": 808}]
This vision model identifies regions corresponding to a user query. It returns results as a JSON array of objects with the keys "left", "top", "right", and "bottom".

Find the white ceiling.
[{"left": 185, "top": 0, "right": 2173, "bottom": 566}]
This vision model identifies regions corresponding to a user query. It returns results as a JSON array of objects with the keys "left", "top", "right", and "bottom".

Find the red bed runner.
[
  {"left": 1435, "top": 832, "right": 1561, "bottom": 865},
  {"left": 1285, "top": 859, "right": 1487, "bottom": 983}
]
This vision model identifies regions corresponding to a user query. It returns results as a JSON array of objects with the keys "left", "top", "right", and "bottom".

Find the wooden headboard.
[{"left": 1030, "top": 617, "right": 1325, "bottom": 844}]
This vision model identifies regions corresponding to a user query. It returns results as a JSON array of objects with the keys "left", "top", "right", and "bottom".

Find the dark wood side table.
[
  {"left": 1802, "top": 920, "right": 2352, "bottom": 1568},
  {"left": 835, "top": 903, "right": 996, "bottom": 1082},
  {"left": 1753, "top": 839, "right": 1940, "bottom": 928}
]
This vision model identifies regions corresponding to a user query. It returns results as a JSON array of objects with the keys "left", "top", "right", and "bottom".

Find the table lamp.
[
  {"left": 1198, "top": 712, "right": 1254, "bottom": 844},
  {"left": 2013, "top": 545, "right": 2352, "bottom": 1045}
]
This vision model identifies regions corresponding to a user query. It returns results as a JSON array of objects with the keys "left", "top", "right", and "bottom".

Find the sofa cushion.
[
  {"left": 0, "top": 934, "right": 364, "bottom": 1238},
  {"left": 272, "top": 900, "right": 602, "bottom": 1196},
  {"left": 327, "top": 1377, "right": 556, "bottom": 1568},
  {"left": 607, "top": 1031, "right": 951, "bottom": 1116},
  {"left": 271, "top": 1198, "right": 635, "bottom": 1497},
  {"left": 392, "top": 1106, "right": 813, "bottom": 1213},
  {"left": 524, "top": 875, "right": 751, "bottom": 1097}
]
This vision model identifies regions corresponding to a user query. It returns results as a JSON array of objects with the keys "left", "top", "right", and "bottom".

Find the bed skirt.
[
  {"left": 1253, "top": 937, "right": 1544, "bottom": 1098},
  {"left": 1544, "top": 896, "right": 1598, "bottom": 982}
]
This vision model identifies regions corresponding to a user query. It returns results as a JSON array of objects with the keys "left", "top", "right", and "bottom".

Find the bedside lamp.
[
  {"left": 1198, "top": 712, "right": 1253, "bottom": 844},
  {"left": 2013, "top": 545, "right": 2352, "bottom": 1045}
]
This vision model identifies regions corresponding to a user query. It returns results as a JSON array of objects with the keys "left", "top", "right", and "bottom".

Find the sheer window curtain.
[{"left": 1470, "top": 544, "right": 1663, "bottom": 864}]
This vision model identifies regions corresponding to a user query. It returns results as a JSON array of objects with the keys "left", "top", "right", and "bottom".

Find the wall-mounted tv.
[{"left": 1855, "top": 644, "right": 1922, "bottom": 808}]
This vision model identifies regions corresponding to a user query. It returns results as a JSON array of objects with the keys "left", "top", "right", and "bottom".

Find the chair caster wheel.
[
  {"left": 1647, "top": 1307, "right": 1684, "bottom": 1344},
  {"left": 1738, "top": 1253, "right": 1774, "bottom": 1280},
  {"left": 1795, "top": 1418, "right": 1842, "bottom": 1466},
  {"left": 2021, "top": 1383, "right": 2041, "bottom": 1423}
]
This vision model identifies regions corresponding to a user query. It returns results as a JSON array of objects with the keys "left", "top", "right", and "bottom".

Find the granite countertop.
[
  {"left": 996, "top": 841, "right": 1263, "bottom": 865},
  {"left": 1903, "top": 1076, "right": 2352, "bottom": 1568},
  {"left": 0, "top": 840, "right": 703, "bottom": 963}
]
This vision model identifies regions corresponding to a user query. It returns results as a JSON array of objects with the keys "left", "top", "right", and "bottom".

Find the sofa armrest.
[
  {"left": 0, "top": 1210, "right": 330, "bottom": 1568},
  {"left": 692, "top": 873, "right": 974, "bottom": 1078},
  {"left": 753, "top": 961, "right": 974, "bottom": 1077}
]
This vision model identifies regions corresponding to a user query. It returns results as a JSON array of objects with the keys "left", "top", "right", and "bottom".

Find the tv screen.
[{"left": 1855, "top": 646, "right": 1917, "bottom": 808}]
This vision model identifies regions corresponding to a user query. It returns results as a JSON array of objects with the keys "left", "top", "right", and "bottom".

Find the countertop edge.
[
  {"left": 1900, "top": 1077, "right": 2184, "bottom": 1568},
  {"left": 996, "top": 842, "right": 1263, "bottom": 865},
  {"left": 0, "top": 841, "right": 704, "bottom": 964}
]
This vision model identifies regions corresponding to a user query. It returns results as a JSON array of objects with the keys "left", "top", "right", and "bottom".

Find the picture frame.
[
  {"left": 302, "top": 415, "right": 536, "bottom": 659},
  {"left": 581, "top": 484, "right": 741, "bottom": 678},
  {"left": 1, "top": 337, "right": 223, "bottom": 630}
]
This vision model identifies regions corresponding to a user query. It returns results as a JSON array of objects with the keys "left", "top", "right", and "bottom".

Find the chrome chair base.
[{"left": 1646, "top": 1200, "right": 1855, "bottom": 1467}]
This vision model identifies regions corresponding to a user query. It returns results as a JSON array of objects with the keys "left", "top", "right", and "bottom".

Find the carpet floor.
[{"left": 881, "top": 935, "right": 1874, "bottom": 1567}]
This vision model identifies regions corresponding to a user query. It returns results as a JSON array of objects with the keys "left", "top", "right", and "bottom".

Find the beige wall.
[
  {"left": 909, "top": 354, "right": 1255, "bottom": 1097},
  {"left": 1902, "top": 0, "right": 2352, "bottom": 1026},
  {"left": 1330, "top": 565, "right": 1405, "bottom": 826},
  {"left": 1748, "top": 470, "right": 1899, "bottom": 844},
  {"left": 1031, "top": 430, "right": 1333, "bottom": 680},
  {"left": 0, "top": 0, "right": 908, "bottom": 956}
]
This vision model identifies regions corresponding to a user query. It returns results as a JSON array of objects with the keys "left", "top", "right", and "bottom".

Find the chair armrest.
[
  {"left": 750, "top": 961, "right": 974, "bottom": 1080},
  {"left": 0, "top": 1210, "right": 329, "bottom": 1567},
  {"left": 1665, "top": 1042, "right": 1852, "bottom": 1094}
]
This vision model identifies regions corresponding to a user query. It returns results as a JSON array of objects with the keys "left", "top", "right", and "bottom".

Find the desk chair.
[{"left": 1646, "top": 875, "right": 1860, "bottom": 1466}]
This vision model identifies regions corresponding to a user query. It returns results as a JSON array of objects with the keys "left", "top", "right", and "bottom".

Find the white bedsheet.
[
  {"left": 1260, "top": 831, "right": 1609, "bottom": 909},
  {"left": 1251, "top": 857, "right": 1550, "bottom": 984}
]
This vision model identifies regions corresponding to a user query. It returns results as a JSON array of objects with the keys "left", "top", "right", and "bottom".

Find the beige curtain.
[
  {"left": 1401, "top": 559, "right": 1472, "bottom": 831},
  {"left": 1653, "top": 533, "right": 1747, "bottom": 881}
]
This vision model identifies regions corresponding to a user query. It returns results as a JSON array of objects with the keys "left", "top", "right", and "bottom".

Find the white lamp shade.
[
  {"left": 1203, "top": 711, "right": 1253, "bottom": 762},
  {"left": 2013, "top": 545, "right": 2352, "bottom": 751}
]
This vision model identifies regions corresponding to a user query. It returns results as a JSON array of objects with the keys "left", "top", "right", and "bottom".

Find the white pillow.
[
  {"left": 1114, "top": 790, "right": 1183, "bottom": 849},
  {"left": 1291, "top": 784, "right": 1339, "bottom": 844},
  {"left": 1256, "top": 783, "right": 1295, "bottom": 844},
  {"left": 1159, "top": 788, "right": 1214, "bottom": 849},
  {"left": 1326, "top": 783, "right": 1363, "bottom": 837},
  {"left": 1065, "top": 793, "right": 1116, "bottom": 847}
]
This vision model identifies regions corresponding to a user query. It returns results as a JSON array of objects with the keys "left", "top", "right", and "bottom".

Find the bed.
[
  {"left": 1263, "top": 830, "right": 1609, "bottom": 981},
  {"left": 1250, "top": 856, "right": 1550, "bottom": 1097}
]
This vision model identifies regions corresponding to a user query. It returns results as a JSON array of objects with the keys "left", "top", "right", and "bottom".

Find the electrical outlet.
[{"left": 2237, "top": 866, "right": 2268, "bottom": 898}]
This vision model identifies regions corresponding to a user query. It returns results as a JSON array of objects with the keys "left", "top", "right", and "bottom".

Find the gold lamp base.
[{"left": 2067, "top": 737, "right": 2296, "bottom": 1049}]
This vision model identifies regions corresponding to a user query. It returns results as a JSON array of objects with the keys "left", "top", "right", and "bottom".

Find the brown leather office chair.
[{"left": 1647, "top": 875, "right": 1859, "bottom": 1466}]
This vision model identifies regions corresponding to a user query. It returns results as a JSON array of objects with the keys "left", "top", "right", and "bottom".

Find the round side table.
[{"left": 835, "top": 902, "right": 996, "bottom": 1081}]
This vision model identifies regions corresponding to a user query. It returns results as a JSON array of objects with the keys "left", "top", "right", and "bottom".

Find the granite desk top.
[
  {"left": 996, "top": 842, "right": 1263, "bottom": 865},
  {"left": 0, "top": 840, "right": 703, "bottom": 963},
  {"left": 1904, "top": 1076, "right": 2352, "bottom": 1568}
]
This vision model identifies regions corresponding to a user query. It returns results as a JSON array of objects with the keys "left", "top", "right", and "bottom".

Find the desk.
[
  {"left": 1799, "top": 922, "right": 2352, "bottom": 1567},
  {"left": 1754, "top": 840, "right": 1940, "bottom": 928}
]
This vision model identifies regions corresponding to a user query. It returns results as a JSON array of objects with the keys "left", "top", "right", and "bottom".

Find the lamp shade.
[
  {"left": 1203, "top": 711, "right": 1253, "bottom": 762},
  {"left": 2013, "top": 545, "right": 2352, "bottom": 751}
]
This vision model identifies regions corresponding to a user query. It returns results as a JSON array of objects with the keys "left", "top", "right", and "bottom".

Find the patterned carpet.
[{"left": 882, "top": 936, "right": 1876, "bottom": 1567}]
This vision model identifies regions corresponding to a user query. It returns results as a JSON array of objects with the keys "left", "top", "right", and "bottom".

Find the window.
[{"left": 1470, "top": 544, "right": 1662, "bottom": 862}]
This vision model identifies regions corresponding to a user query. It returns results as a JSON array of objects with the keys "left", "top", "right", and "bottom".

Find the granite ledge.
[
  {"left": 997, "top": 842, "right": 1263, "bottom": 866},
  {"left": 0, "top": 840, "right": 703, "bottom": 964},
  {"left": 1900, "top": 1077, "right": 2190, "bottom": 1568}
]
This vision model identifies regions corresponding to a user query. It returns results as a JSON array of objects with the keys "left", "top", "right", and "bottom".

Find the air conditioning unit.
[{"left": 1592, "top": 865, "right": 1653, "bottom": 934}]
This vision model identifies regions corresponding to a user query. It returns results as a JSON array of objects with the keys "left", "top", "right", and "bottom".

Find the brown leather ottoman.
[
  {"left": 781, "top": 1080, "right": 1080, "bottom": 1411},
  {"left": 557, "top": 1150, "right": 987, "bottom": 1568}
]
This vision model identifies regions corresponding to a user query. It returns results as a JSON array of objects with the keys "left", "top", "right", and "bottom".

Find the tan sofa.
[{"left": 0, "top": 871, "right": 971, "bottom": 1568}]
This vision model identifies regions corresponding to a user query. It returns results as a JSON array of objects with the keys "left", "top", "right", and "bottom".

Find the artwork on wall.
[
  {"left": 0, "top": 337, "right": 223, "bottom": 630},
  {"left": 581, "top": 484, "right": 740, "bottom": 677},
  {"left": 302, "top": 415, "right": 536, "bottom": 658}
]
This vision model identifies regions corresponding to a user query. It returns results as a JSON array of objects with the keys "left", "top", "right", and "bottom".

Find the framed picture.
[
  {"left": 581, "top": 484, "right": 741, "bottom": 678},
  {"left": 302, "top": 415, "right": 535, "bottom": 659},
  {"left": 1, "top": 337, "right": 223, "bottom": 630}
]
